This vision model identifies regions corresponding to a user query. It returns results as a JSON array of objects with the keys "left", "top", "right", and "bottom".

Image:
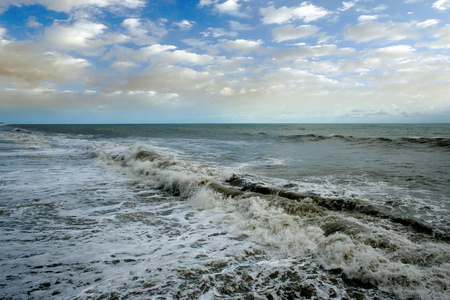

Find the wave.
[
  {"left": 224, "top": 174, "right": 449, "bottom": 241},
  {"left": 97, "top": 143, "right": 450, "bottom": 299},
  {"left": 280, "top": 133, "right": 450, "bottom": 148}
]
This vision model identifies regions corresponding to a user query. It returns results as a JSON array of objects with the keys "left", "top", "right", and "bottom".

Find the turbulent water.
[{"left": 0, "top": 123, "right": 449, "bottom": 299}]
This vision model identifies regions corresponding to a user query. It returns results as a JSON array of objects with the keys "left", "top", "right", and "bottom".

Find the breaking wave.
[{"left": 97, "top": 143, "right": 450, "bottom": 299}]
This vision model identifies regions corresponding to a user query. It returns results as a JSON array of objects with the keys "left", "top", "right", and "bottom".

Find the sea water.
[{"left": 0, "top": 123, "right": 449, "bottom": 299}]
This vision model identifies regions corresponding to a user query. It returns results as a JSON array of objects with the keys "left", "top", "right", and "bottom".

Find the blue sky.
[{"left": 0, "top": 0, "right": 449, "bottom": 123}]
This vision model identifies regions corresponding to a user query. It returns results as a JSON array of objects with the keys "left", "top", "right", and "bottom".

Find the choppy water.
[{"left": 0, "top": 123, "right": 449, "bottom": 299}]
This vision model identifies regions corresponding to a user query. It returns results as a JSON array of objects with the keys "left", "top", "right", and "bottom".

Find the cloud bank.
[{"left": 0, "top": 0, "right": 449, "bottom": 123}]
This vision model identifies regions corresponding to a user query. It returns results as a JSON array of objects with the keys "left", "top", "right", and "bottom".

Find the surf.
[{"left": 95, "top": 142, "right": 450, "bottom": 299}]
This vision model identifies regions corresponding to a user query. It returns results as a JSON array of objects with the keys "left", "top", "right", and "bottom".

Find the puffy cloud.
[
  {"left": 174, "top": 20, "right": 196, "bottom": 30},
  {"left": 272, "top": 25, "right": 320, "bottom": 42},
  {"left": 201, "top": 27, "right": 237, "bottom": 38},
  {"left": 110, "top": 61, "right": 137, "bottom": 71},
  {"left": 166, "top": 50, "right": 215, "bottom": 65},
  {"left": 432, "top": 0, "right": 450, "bottom": 10},
  {"left": 344, "top": 21, "right": 419, "bottom": 43},
  {"left": 122, "top": 18, "right": 167, "bottom": 45},
  {"left": 26, "top": 16, "right": 42, "bottom": 28},
  {"left": 220, "top": 87, "right": 234, "bottom": 95},
  {"left": 339, "top": 1, "right": 356, "bottom": 12},
  {"left": 357, "top": 15, "right": 378, "bottom": 22},
  {"left": 140, "top": 44, "right": 177, "bottom": 57},
  {"left": 215, "top": 0, "right": 241, "bottom": 15},
  {"left": 416, "top": 24, "right": 450, "bottom": 48},
  {"left": 199, "top": 0, "right": 246, "bottom": 17},
  {"left": 122, "top": 18, "right": 146, "bottom": 36},
  {"left": 0, "top": 26, "right": 7, "bottom": 40},
  {"left": 260, "top": 2, "right": 329, "bottom": 24},
  {"left": 0, "top": 38, "right": 89, "bottom": 87},
  {"left": 220, "top": 38, "right": 263, "bottom": 54},
  {"left": 44, "top": 20, "right": 107, "bottom": 51},
  {"left": 374, "top": 45, "right": 416, "bottom": 60}
]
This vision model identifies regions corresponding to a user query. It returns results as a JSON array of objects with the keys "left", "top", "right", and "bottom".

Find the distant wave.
[{"left": 279, "top": 133, "right": 450, "bottom": 148}]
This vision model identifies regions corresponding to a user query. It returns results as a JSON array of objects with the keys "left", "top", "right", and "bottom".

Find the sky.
[{"left": 0, "top": 0, "right": 449, "bottom": 124}]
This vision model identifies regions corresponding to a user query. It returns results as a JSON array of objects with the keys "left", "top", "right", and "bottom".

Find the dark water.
[{"left": 0, "top": 123, "right": 449, "bottom": 299}]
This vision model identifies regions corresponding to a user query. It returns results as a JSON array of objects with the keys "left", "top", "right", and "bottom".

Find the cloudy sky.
[{"left": 0, "top": 0, "right": 449, "bottom": 123}]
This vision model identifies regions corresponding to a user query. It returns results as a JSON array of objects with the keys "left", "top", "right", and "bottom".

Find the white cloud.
[
  {"left": 215, "top": 0, "right": 241, "bottom": 16},
  {"left": 339, "top": 1, "right": 356, "bottom": 12},
  {"left": 122, "top": 18, "right": 167, "bottom": 45},
  {"left": 416, "top": 24, "right": 450, "bottom": 48},
  {"left": 140, "top": 44, "right": 177, "bottom": 57},
  {"left": 220, "top": 38, "right": 263, "bottom": 54},
  {"left": 357, "top": 15, "right": 378, "bottom": 22},
  {"left": 229, "top": 21, "right": 252, "bottom": 31},
  {"left": 26, "top": 16, "right": 42, "bottom": 28},
  {"left": 432, "top": 0, "right": 450, "bottom": 10},
  {"left": 162, "top": 50, "right": 215, "bottom": 66},
  {"left": 417, "top": 19, "right": 439, "bottom": 28},
  {"left": 344, "top": 21, "right": 419, "bottom": 43},
  {"left": 198, "top": 0, "right": 246, "bottom": 17},
  {"left": 107, "top": 43, "right": 215, "bottom": 67},
  {"left": 198, "top": 0, "right": 215, "bottom": 7},
  {"left": 272, "top": 25, "right": 320, "bottom": 42},
  {"left": 45, "top": 20, "right": 107, "bottom": 51},
  {"left": 375, "top": 45, "right": 416, "bottom": 60},
  {"left": 356, "top": 4, "right": 388, "bottom": 13},
  {"left": 174, "top": 20, "right": 196, "bottom": 30},
  {"left": 0, "top": 26, "right": 7, "bottom": 39},
  {"left": 122, "top": 18, "right": 146, "bottom": 37},
  {"left": 260, "top": 2, "right": 329, "bottom": 24},
  {"left": 111, "top": 61, "right": 137, "bottom": 71},
  {"left": 220, "top": 87, "right": 234, "bottom": 95},
  {"left": 339, "top": 1, "right": 356, "bottom": 11},
  {"left": 201, "top": 27, "right": 237, "bottom": 38}
]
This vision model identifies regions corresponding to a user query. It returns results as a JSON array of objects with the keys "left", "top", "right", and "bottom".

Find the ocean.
[{"left": 0, "top": 123, "right": 449, "bottom": 299}]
